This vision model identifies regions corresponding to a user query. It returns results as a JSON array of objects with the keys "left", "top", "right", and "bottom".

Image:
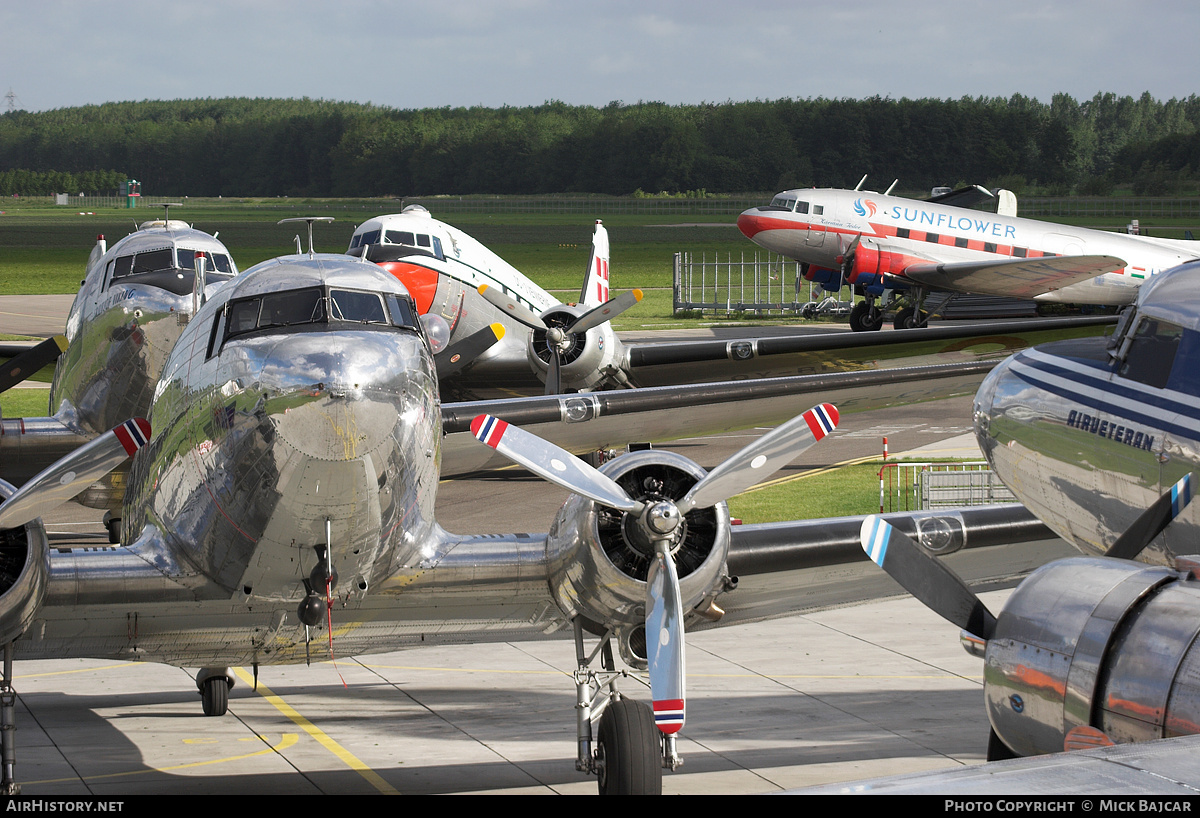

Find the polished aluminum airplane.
[
  {"left": 738, "top": 181, "right": 1198, "bottom": 331},
  {"left": 0, "top": 207, "right": 239, "bottom": 542},
  {"left": 0, "top": 246, "right": 1065, "bottom": 794},
  {"left": 857, "top": 258, "right": 1200, "bottom": 773}
]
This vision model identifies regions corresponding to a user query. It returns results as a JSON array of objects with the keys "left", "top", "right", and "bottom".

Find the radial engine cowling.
[
  {"left": 986, "top": 556, "right": 1200, "bottom": 757},
  {"left": 0, "top": 480, "right": 50, "bottom": 646},
  {"left": 526, "top": 305, "right": 622, "bottom": 392},
  {"left": 545, "top": 450, "right": 732, "bottom": 666}
]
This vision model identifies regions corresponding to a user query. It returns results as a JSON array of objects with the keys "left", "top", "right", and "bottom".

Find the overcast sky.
[{"left": 2, "top": 1, "right": 1196, "bottom": 113}]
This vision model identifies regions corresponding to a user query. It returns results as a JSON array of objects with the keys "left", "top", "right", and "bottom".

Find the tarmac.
[{"left": 2, "top": 295, "right": 1076, "bottom": 795}]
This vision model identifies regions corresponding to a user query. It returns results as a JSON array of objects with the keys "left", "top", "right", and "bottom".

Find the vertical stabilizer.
[{"left": 579, "top": 220, "right": 611, "bottom": 307}]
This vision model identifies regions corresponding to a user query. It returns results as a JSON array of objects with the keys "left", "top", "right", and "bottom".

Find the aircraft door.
[{"left": 799, "top": 200, "right": 827, "bottom": 248}]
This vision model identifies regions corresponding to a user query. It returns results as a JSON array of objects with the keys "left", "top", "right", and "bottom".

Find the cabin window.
[
  {"left": 795, "top": 201, "right": 810, "bottom": 214},
  {"left": 812, "top": 205, "right": 824, "bottom": 215}
]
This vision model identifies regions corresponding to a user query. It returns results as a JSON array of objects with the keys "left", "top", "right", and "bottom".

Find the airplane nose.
[
  {"left": 257, "top": 332, "right": 431, "bottom": 462},
  {"left": 973, "top": 356, "right": 1011, "bottom": 468},
  {"left": 737, "top": 209, "right": 768, "bottom": 240}
]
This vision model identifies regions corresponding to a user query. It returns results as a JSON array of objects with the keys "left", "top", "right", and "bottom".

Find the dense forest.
[{"left": 2, "top": 93, "right": 1199, "bottom": 198}]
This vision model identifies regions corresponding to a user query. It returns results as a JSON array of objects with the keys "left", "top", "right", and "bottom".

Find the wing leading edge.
[{"left": 901, "top": 254, "right": 1126, "bottom": 299}]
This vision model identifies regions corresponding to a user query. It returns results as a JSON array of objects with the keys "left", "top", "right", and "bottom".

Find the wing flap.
[{"left": 903, "top": 255, "right": 1125, "bottom": 299}]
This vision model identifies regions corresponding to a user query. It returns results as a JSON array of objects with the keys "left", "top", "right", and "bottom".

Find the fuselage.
[
  {"left": 739, "top": 188, "right": 1198, "bottom": 305},
  {"left": 973, "top": 260, "right": 1200, "bottom": 561}
]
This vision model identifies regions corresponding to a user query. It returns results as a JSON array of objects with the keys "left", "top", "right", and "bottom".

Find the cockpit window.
[
  {"left": 177, "top": 249, "right": 233, "bottom": 275},
  {"left": 1119, "top": 319, "right": 1182, "bottom": 389},
  {"left": 220, "top": 286, "right": 420, "bottom": 350},
  {"left": 330, "top": 289, "right": 386, "bottom": 323},
  {"left": 385, "top": 230, "right": 416, "bottom": 246},
  {"left": 770, "top": 195, "right": 796, "bottom": 210}
]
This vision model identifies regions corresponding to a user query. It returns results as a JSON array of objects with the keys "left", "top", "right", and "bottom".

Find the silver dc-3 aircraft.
[
  {"left": 738, "top": 181, "right": 1199, "bottom": 332},
  {"left": 0, "top": 244, "right": 1069, "bottom": 794},
  {"left": 1, "top": 209, "right": 239, "bottom": 543},
  {"left": 852, "top": 259, "right": 1200, "bottom": 786}
]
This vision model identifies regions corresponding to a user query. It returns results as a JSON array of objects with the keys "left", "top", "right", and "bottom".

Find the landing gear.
[
  {"left": 572, "top": 619, "right": 667, "bottom": 795},
  {"left": 893, "top": 306, "right": 929, "bottom": 330},
  {"left": 102, "top": 510, "right": 120, "bottom": 545},
  {"left": 197, "top": 668, "right": 234, "bottom": 716},
  {"left": 596, "top": 699, "right": 661, "bottom": 795},
  {"left": 848, "top": 301, "right": 884, "bottom": 332},
  {"left": 0, "top": 644, "right": 17, "bottom": 794},
  {"left": 987, "top": 727, "right": 1019, "bottom": 761}
]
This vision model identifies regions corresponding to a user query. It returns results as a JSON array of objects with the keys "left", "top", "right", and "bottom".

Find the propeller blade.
[
  {"left": 859, "top": 515, "right": 997, "bottom": 640},
  {"left": 544, "top": 346, "right": 562, "bottom": 396},
  {"left": 566, "top": 289, "right": 643, "bottom": 335},
  {"left": 476, "top": 285, "right": 547, "bottom": 331},
  {"left": 678, "top": 403, "right": 839, "bottom": 514},
  {"left": 0, "top": 335, "right": 67, "bottom": 393},
  {"left": 436, "top": 323, "right": 506, "bottom": 377},
  {"left": 0, "top": 418, "right": 151, "bottom": 530},
  {"left": 1105, "top": 473, "right": 1193, "bottom": 560},
  {"left": 646, "top": 544, "right": 685, "bottom": 735},
  {"left": 470, "top": 414, "right": 641, "bottom": 513}
]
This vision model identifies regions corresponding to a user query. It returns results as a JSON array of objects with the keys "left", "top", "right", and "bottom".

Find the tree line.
[{"left": 1, "top": 93, "right": 1198, "bottom": 198}]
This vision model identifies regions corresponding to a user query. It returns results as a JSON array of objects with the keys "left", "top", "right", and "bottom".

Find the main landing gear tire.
[
  {"left": 848, "top": 301, "right": 884, "bottom": 332},
  {"left": 596, "top": 699, "right": 662, "bottom": 795},
  {"left": 987, "top": 727, "right": 1019, "bottom": 761},
  {"left": 893, "top": 307, "right": 929, "bottom": 330},
  {"left": 201, "top": 677, "right": 230, "bottom": 717}
]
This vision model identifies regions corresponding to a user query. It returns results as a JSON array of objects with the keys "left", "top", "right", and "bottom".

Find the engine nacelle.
[
  {"left": 985, "top": 556, "right": 1200, "bottom": 757},
  {"left": 545, "top": 450, "right": 731, "bottom": 666},
  {"left": 0, "top": 480, "right": 50, "bottom": 646},
  {"left": 847, "top": 244, "right": 916, "bottom": 293},
  {"left": 527, "top": 305, "right": 624, "bottom": 392}
]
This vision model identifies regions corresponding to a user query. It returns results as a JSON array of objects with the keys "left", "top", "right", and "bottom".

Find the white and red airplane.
[{"left": 738, "top": 183, "right": 1200, "bottom": 332}]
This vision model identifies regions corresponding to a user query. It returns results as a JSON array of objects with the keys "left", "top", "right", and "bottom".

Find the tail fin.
[{"left": 579, "top": 220, "right": 610, "bottom": 307}]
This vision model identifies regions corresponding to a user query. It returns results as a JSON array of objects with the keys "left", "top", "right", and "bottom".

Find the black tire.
[
  {"left": 201, "top": 677, "right": 229, "bottom": 717},
  {"left": 848, "top": 302, "right": 884, "bottom": 332},
  {"left": 893, "top": 307, "right": 928, "bottom": 330},
  {"left": 105, "top": 518, "right": 120, "bottom": 545},
  {"left": 986, "top": 727, "right": 1018, "bottom": 761},
  {"left": 596, "top": 699, "right": 662, "bottom": 795}
]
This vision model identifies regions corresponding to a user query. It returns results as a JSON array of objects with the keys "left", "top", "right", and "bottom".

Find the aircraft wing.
[
  {"left": 901, "top": 255, "right": 1126, "bottom": 299},
  {"left": 622, "top": 315, "right": 1114, "bottom": 386},
  {"left": 441, "top": 360, "right": 995, "bottom": 474},
  {"left": 710, "top": 505, "right": 1073, "bottom": 629}
]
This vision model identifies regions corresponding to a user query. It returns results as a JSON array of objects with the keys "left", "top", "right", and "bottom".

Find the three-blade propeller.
[
  {"left": 0, "top": 418, "right": 151, "bottom": 531},
  {"left": 858, "top": 471, "right": 1195, "bottom": 643},
  {"left": 472, "top": 403, "right": 840, "bottom": 734},
  {"left": 475, "top": 285, "right": 643, "bottom": 395}
]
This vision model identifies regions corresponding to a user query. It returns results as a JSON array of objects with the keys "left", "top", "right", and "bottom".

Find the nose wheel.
[{"left": 196, "top": 669, "right": 234, "bottom": 716}]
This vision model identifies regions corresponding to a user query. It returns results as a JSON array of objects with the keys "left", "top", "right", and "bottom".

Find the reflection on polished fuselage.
[
  {"left": 123, "top": 255, "right": 439, "bottom": 602},
  {"left": 41, "top": 220, "right": 238, "bottom": 510},
  {"left": 973, "top": 259, "right": 1200, "bottom": 562}
]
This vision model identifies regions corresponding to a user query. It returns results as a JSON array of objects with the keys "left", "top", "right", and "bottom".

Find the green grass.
[{"left": 0, "top": 388, "right": 52, "bottom": 419}]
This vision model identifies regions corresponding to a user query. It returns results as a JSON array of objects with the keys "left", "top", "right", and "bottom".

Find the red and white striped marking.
[
  {"left": 112, "top": 418, "right": 151, "bottom": 456},
  {"left": 803, "top": 403, "right": 839, "bottom": 440},
  {"left": 653, "top": 699, "right": 685, "bottom": 734},
  {"left": 470, "top": 414, "right": 509, "bottom": 449}
]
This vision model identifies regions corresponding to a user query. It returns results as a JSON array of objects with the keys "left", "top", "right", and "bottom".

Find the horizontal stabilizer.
[{"left": 903, "top": 255, "right": 1125, "bottom": 299}]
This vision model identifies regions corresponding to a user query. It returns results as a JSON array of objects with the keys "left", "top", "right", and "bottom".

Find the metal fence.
[
  {"left": 672, "top": 250, "right": 849, "bottom": 316},
  {"left": 878, "top": 461, "right": 1016, "bottom": 513}
]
